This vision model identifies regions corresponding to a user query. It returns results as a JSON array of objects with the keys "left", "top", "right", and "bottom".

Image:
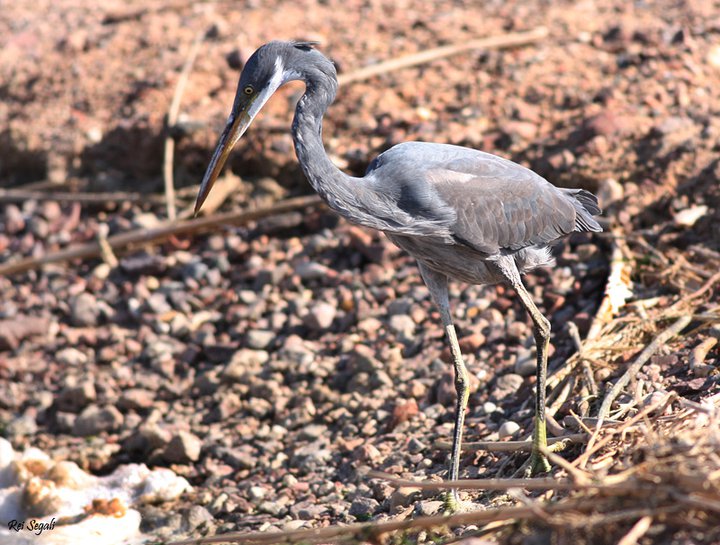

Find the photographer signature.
[{"left": 7, "top": 518, "right": 56, "bottom": 535}]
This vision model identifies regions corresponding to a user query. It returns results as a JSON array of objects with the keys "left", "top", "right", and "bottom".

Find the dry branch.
[
  {"left": 167, "top": 499, "right": 643, "bottom": 545},
  {"left": 163, "top": 29, "right": 205, "bottom": 221},
  {"left": 436, "top": 433, "right": 587, "bottom": 453},
  {"left": 366, "top": 471, "right": 640, "bottom": 493},
  {"left": 0, "top": 188, "right": 160, "bottom": 205},
  {"left": 587, "top": 235, "right": 633, "bottom": 341},
  {"left": 0, "top": 195, "right": 323, "bottom": 277},
  {"left": 337, "top": 27, "right": 549, "bottom": 86},
  {"left": 596, "top": 315, "right": 692, "bottom": 422}
]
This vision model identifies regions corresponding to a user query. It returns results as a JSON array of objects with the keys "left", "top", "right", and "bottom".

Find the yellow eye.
[{"left": 243, "top": 85, "right": 254, "bottom": 95}]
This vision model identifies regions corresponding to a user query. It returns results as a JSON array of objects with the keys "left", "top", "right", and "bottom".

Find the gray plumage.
[{"left": 195, "top": 41, "right": 603, "bottom": 506}]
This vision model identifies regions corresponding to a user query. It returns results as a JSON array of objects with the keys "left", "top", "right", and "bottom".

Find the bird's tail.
[{"left": 561, "top": 188, "right": 603, "bottom": 233}]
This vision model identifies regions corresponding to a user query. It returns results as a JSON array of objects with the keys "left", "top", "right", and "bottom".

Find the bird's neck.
[{"left": 291, "top": 76, "right": 359, "bottom": 210}]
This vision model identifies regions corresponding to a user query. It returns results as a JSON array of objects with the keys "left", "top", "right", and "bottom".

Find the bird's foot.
[
  {"left": 522, "top": 416, "right": 552, "bottom": 477},
  {"left": 441, "top": 490, "right": 466, "bottom": 514},
  {"left": 528, "top": 448, "right": 551, "bottom": 476}
]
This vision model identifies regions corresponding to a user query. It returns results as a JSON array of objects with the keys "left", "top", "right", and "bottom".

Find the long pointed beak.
[{"left": 194, "top": 100, "right": 254, "bottom": 214}]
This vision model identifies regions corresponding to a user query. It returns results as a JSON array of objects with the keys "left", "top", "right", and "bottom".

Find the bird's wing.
[{"left": 366, "top": 142, "right": 601, "bottom": 255}]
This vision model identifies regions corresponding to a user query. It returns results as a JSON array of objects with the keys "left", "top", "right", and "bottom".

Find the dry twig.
[
  {"left": 587, "top": 234, "right": 634, "bottom": 341},
  {"left": 167, "top": 499, "right": 655, "bottom": 545},
  {"left": 163, "top": 29, "right": 205, "bottom": 221},
  {"left": 0, "top": 188, "right": 161, "bottom": 205},
  {"left": 596, "top": 315, "right": 692, "bottom": 423},
  {"left": 365, "top": 471, "right": 637, "bottom": 493},
  {"left": 616, "top": 515, "right": 653, "bottom": 545},
  {"left": 435, "top": 433, "right": 587, "bottom": 453},
  {"left": 336, "top": 27, "right": 549, "bottom": 86},
  {"left": 0, "top": 195, "right": 323, "bottom": 277}
]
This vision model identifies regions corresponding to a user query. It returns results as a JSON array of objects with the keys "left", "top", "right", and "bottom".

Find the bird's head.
[{"left": 194, "top": 41, "right": 335, "bottom": 214}]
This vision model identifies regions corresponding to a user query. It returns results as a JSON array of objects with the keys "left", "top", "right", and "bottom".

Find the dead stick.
[
  {"left": 163, "top": 30, "right": 205, "bottom": 221},
  {"left": 596, "top": 315, "right": 692, "bottom": 422},
  {"left": 577, "top": 392, "right": 677, "bottom": 469},
  {"left": 166, "top": 500, "right": 612, "bottom": 545},
  {"left": 616, "top": 516, "right": 653, "bottom": 545},
  {"left": 670, "top": 270, "right": 720, "bottom": 310},
  {"left": 0, "top": 195, "right": 323, "bottom": 277},
  {"left": 436, "top": 433, "right": 587, "bottom": 452},
  {"left": 690, "top": 337, "right": 717, "bottom": 373},
  {"left": 366, "top": 471, "right": 641, "bottom": 493},
  {"left": 336, "top": 27, "right": 548, "bottom": 86},
  {"left": 587, "top": 236, "right": 633, "bottom": 341},
  {"left": 0, "top": 188, "right": 160, "bottom": 205}
]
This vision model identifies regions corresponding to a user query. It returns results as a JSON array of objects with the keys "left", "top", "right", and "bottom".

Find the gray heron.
[{"left": 195, "top": 41, "right": 602, "bottom": 507}]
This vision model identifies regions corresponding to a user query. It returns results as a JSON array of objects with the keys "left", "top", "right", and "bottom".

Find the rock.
[
  {"left": 297, "top": 424, "right": 327, "bottom": 441},
  {"left": 389, "top": 398, "right": 419, "bottom": 429},
  {"left": 296, "top": 261, "right": 331, "bottom": 281},
  {"left": 387, "top": 298, "right": 413, "bottom": 316},
  {"left": 185, "top": 506, "right": 213, "bottom": 530},
  {"left": 118, "top": 388, "right": 155, "bottom": 411},
  {"left": 514, "top": 352, "right": 536, "bottom": 377},
  {"left": 28, "top": 217, "right": 49, "bottom": 238},
  {"left": 124, "top": 424, "right": 171, "bottom": 454},
  {"left": 416, "top": 500, "right": 444, "bottom": 516},
  {"left": 289, "top": 501, "right": 327, "bottom": 520},
  {"left": 493, "top": 373, "right": 524, "bottom": 399},
  {"left": 222, "top": 349, "right": 269, "bottom": 381},
  {"left": 69, "top": 292, "right": 100, "bottom": 327},
  {"left": 57, "top": 381, "right": 97, "bottom": 413},
  {"left": 55, "top": 411, "right": 76, "bottom": 433},
  {"left": 407, "top": 437, "right": 426, "bottom": 454},
  {"left": 303, "top": 302, "right": 336, "bottom": 331},
  {"left": 73, "top": 405, "right": 124, "bottom": 436},
  {"left": 707, "top": 44, "right": 720, "bottom": 69},
  {"left": 348, "top": 497, "right": 379, "bottom": 521},
  {"left": 498, "top": 421, "right": 520, "bottom": 439},
  {"left": 388, "top": 314, "right": 415, "bottom": 341},
  {"left": 7, "top": 414, "right": 37, "bottom": 438},
  {"left": 4, "top": 205, "right": 25, "bottom": 234},
  {"left": 674, "top": 205, "right": 708, "bottom": 227},
  {"left": 132, "top": 213, "right": 161, "bottom": 230},
  {"left": 357, "top": 317, "right": 382, "bottom": 335},
  {"left": 221, "top": 447, "right": 256, "bottom": 470},
  {"left": 163, "top": 431, "right": 202, "bottom": 463},
  {"left": 597, "top": 178, "right": 624, "bottom": 208},
  {"left": 482, "top": 401, "right": 498, "bottom": 414},
  {"left": 505, "top": 120, "right": 538, "bottom": 140},
  {"left": 245, "top": 329, "right": 275, "bottom": 349},
  {"left": 389, "top": 487, "right": 421, "bottom": 512},
  {"left": 145, "top": 292, "right": 171, "bottom": 314},
  {"left": 248, "top": 486, "right": 266, "bottom": 501},
  {"left": 258, "top": 500, "right": 286, "bottom": 517},
  {"left": 579, "top": 110, "right": 632, "bottom": 141},
  {"left": 39, "top": 201, "right": 62, "bottom": 222},
  {"left": 56, "top": 347, "right": 89, "bottom": 367},
  {"left": 458, "top": 332, "right": 486, "bottom": 352}
]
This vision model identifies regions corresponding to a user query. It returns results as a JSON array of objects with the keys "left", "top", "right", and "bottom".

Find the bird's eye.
[{"left": 243, "top": 85, "right": 254, "bottom": 95}]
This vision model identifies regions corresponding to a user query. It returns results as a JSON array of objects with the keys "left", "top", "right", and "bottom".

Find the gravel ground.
[{"left": 1, "top": 0, "right": 719, "bottom": 543}]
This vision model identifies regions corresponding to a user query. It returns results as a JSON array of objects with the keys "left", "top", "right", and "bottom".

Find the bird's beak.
[{"left": 194, "top": 97, "right": 256, "bottom": 215}]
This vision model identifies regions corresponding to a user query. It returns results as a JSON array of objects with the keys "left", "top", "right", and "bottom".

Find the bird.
[{"left": 194, "top": 40, "right": 602, "bottom": 508}]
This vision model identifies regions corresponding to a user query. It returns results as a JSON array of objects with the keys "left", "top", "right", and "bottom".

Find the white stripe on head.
[{"left": 247, "top": 56, "right": 287, "bottom": 119}]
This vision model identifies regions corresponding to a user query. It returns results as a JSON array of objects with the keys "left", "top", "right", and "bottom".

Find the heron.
[{"left": 195, "top": 41, "right": 602, "bottom": 507}]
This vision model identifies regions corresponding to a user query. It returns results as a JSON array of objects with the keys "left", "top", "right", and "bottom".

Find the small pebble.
[
  {"left": 348, "top": 497, "right": 379, "bottom": 521},
  {"left": 163, "top": 431, "right": 202, "bottom": 463},
  {"left": 303, "top": 302, "right": 336, "bottom": 331},
  {"left": 498, "top": 421, "right": 520, "bottom": 439}
]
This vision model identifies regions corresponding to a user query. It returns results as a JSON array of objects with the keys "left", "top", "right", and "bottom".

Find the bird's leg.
[
  {"left": 418, "top": 264, "right": 468, "bottom": 511},
  {"left": 511, "top": 279, "right": 552, "bottom": 475}
]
